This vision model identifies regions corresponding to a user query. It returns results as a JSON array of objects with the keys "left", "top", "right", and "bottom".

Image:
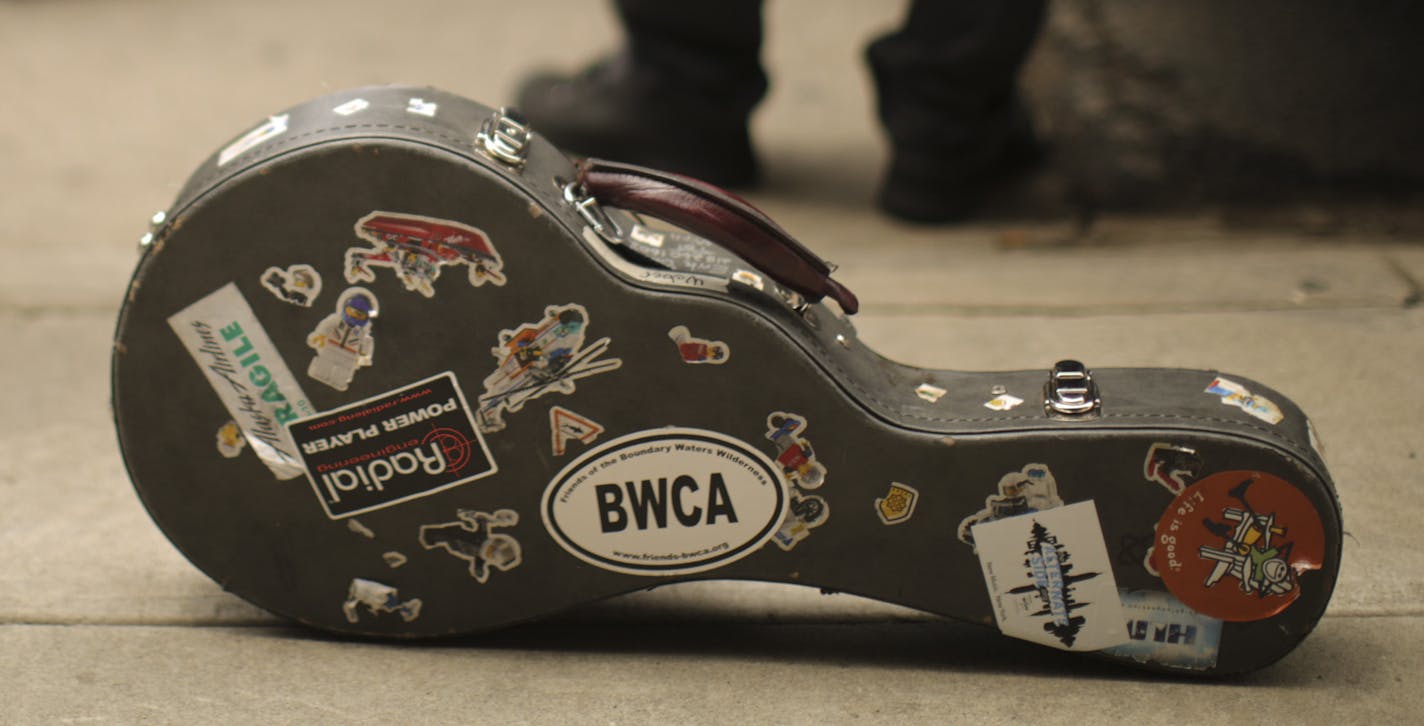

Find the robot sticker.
[
  {"left": 1204, "top": 377, "right": 1284, "bottom": 425},
  {"left": 215, "top": 420, "right": 246, "bottom": 458},
  {"left": 476, "top": 304, "right": 622, "bottom": 433},
  {"left": 549, "top": 405, "right": 604, "bottom": 457},
  {"left": 875, "top": 482, "right": 919, "bottom": 525},
  {"left": 260, "top": 263, "right": 323, "bottom": 307},
  {"left": 1143, "top": 443, "right": 1204, "bottom": 495},
  {"left": 957, "top": 463, "right": 1064, "bottom": 552},
  {"left": 1152, "top": 471, "right": 1326, "bottom": 622},
  {"left": 764, "top": 412, "right": 826, "bottom": 490},
  {"left": 772, "top": 492, "right": 829, "bottom": 551},
  {"left": 344, "top": 211, "right": 506, "bottom": 297},
  {"left": 418, "top": 508, "right": 523, "bottom": 584},
  {"left": 667, "top": 325, "right": 729, "bottom": 364},
  {"left": 306, "top": 287, "right": 378, "bottom": 392},
  {"left": 341, "top": 578, "right": 422, "bottom": 623}
]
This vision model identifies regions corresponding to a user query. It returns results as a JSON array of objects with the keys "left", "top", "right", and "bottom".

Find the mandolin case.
[{"left": 112, "top": 86, "right": 1340, "bottom": 675}]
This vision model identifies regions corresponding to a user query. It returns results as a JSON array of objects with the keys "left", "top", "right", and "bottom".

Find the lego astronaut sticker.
[
  {"left": 344, "top": 211, "right": 507, "bottom": 297},
  {"left": 218, "top": 114, "right": 288, "bottom": 166},
  {"left": 1205, "top": 377, "right": 1284, "bottom": 425},
  {"left": 668, "top": 325, "right": 729, "bottom": 364},
  {"left": 1102, "top": 589, "right": 1222, "bottom": 670},
  {"left": 168, "top": 283, "right": 315, "bottom": 480},
  {"left": 958, "top": 463, "right": 1064, "bottom": 551},
  {"left": 306, "top": 287, "right": 378, "bottom": 392},
  {"left": 287, "top": 372, "right": 497, "bottom": 520},
  {"left": 419, "top": 509, "right": 523, "bottom": 584},
  {"left": 476, "top": 304, "right": 622, "bottom": 433},
  {"left": 1143, "top": 443, "right": 1204, "bottom": 495},
  {"left": 764, "top": 412, "right": 826, "bottom": 490},
  {"left": 542, "top": 428, "right": 788, "bottom": 576},
  {"left": 260, "top": 263, "right": 322, "bottom": 307},
  {"left": 1152, "top": 471, "right": 1326, "bottom": 622},
  {"left": 875, "top": 482, "right": 919, "bottom": 525},
  {"left": 550, "top": 405, "right": 604, "bottom": 457},
  {"left": 972, "top": 500, "right": 1127, "bottom": 652},
  {"left": 342, "top": 578, "right": 422, "bottom": 623}
]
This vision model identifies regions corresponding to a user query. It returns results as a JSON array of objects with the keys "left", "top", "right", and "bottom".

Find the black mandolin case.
[{"left": 112, "top": 85, "right": 1340, "bottom": 675}]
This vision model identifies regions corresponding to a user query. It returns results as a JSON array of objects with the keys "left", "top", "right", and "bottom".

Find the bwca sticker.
[
  {"left": 169, "top": 283, "right": 315, "bottom": 479},
  {"left": 287, "top": 372, "right": 497, "bottom": 519},
  {"left": 972, "top": 500, "right": 1127, "bottom": 652},
  {"left": 542, "top": 428, "right": 788, "bottom": 576}
]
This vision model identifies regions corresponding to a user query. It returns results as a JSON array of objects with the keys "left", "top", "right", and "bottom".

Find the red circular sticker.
[{"left": 1152, "top": 471, "right": 1325, "bottom": 622}]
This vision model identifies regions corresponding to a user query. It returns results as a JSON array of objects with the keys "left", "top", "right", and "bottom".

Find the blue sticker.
[{"left": 1102, "top": 589, "right": 1222, "bottom": 669}]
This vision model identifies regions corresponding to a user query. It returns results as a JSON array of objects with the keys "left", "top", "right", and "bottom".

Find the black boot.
[
  {"left": 515, "top": 0, "right": 767, "bottom": 187},
  {"left": 866, "top": 0, "right": 1048, "bottom": 222}
]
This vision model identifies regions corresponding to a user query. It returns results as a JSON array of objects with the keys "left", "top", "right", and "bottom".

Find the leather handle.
[{"left": 576, "top": 158, "right": 859, "bottom": 315}]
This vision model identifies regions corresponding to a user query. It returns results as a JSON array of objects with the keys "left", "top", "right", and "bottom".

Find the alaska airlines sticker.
[
  {"left": 972, "top": 500, "right": 1127, "bottom": 651},
  {"left": 287, "top": 372, "right": 497, "bottom": 519},
  {"left": 1152, "top": 470, "right": 1325, "bottom": 622},
  {"left": 345, "top": 211, "right": 506, "bottom": 297},
  {"left": 169, "top": 283, "right": 315, "bottom": 479},
  {"left": 542, "top": 428, "right": 788, "bottom": 576},
  {"left": 477, "top": 304, "right": 621, "bottom": 433}
]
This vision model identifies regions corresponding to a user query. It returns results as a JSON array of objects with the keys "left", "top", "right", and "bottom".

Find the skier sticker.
[
  {"left": 1152, "top": 470, "right": 1326, "bottom": 622},
  {"left": 344, "top": 211, "right": 506, "bottom": 297},
  {"left": 306, "top": 287, "right": 378, "bottom": 392},
  {"left": 476, "top": 304, "right": 622, "bottom": 433},
  {"left": 1204, "top": 377, "right": 1284, "bottom": 425}
]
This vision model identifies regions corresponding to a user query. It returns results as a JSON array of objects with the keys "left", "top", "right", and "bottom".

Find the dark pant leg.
[
  {"left": 616, "top": 0, "right": 768, "bottom": 118},
  {"left": 867, "top": 0, "right": 1047, "bottom": 176}
]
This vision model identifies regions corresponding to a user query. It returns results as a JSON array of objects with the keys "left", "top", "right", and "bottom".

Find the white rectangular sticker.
[
  {"left": 218, "top": 114, "right": 289, "bottom": 166},
  {"left": 972, "top": 500, "right": 1127, "bottom": 651},
  {"left": 1103, "top": 589, "right": 1222, "bottom": 670},
  {"left": 168, "top": 282, "right": 316, "bottom": 479}
]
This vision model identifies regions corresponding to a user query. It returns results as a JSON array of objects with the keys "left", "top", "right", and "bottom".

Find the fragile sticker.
[
  {"left": 287, "top": 371, "right": 497, "bottom": 519},
  {"left": 1152, "top": 470, "right": 1326, "bottom": 622},
  {"left": 169, "top": 282, "right": 315, "bottom": 479},
  {"left": 1205, "top": 377, "right": 1284, "bottom": 425},
  {"left": 1102, "top": 589, "right": 1222, "bottom": 670},
  {"left": 972, "top": 500, "right": 1127, "bottom": 652}
]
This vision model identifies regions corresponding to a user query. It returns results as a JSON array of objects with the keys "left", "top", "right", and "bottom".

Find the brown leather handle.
[{"left": 576, "top": 158, "right": 859, "bottom": 315}]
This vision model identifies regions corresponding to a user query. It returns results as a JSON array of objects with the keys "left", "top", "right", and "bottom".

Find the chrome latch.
[
  {"left": 561, "top": 180, "right": 622, "bottom": 244},
  {"left": 476, "top": 107, "right": 532, "bottom": 166},
  {"left": 1044, "top": 359, "right": 1101, "bottom": 416}
]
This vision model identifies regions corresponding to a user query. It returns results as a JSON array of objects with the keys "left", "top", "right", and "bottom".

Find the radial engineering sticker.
[
  {"left": 542, "top": 428, "right": 788, "bottom": 576},
  {"left": 972, "top": 501, "right": 1127, "bottom": 651},
  {"left": 169, "top": 283, "right": 315, "bottom": 479},
  {"left": 287, "top": 372, "right": 497, "bottom": 519},
  {"left": 1152, "top": 471, "right": 1325, "bottom": 622},
  {"left": 345, "top": 211, "right": 506, "bottom": 297}
]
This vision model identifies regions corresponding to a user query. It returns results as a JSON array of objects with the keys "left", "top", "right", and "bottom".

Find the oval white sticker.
[{"left": 542, "top": 428, "right": 788, "bottom": 575}]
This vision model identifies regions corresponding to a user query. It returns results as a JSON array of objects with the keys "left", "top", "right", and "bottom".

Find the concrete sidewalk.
[{"left": 3, "top": 1, "right": 1422, "bottom": 723}]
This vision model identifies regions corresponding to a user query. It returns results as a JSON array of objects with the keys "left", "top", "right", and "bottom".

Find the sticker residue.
[
  {"left": 419, "top": 509, "right": 522, "bottom": 583},
  {"left": 1205, "top": 377, "right": 1284, "bottom": 424},
  {"left": 342, "top": 578, "right": 422, "bottom": 623},
  {"left": 972, "top": 500, "right": 1127, "bottom": 651},
  {"left": 168, "top": 282, "right": 315, "bottom": 479}
]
